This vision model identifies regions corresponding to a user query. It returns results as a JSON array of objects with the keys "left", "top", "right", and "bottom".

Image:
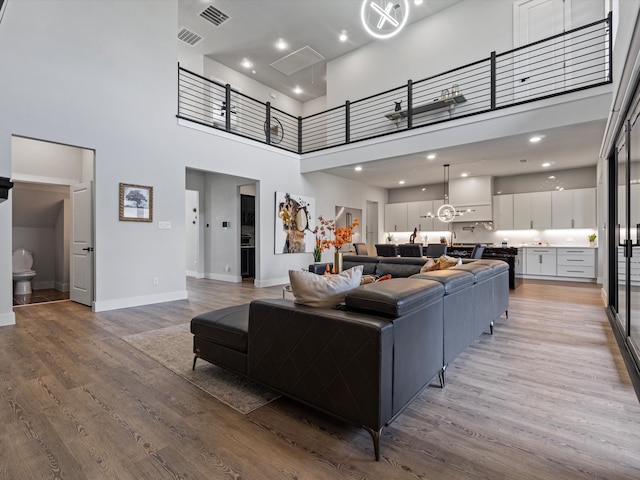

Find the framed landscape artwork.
[
  {"left": 119, "top": 183, "right": 153, "bottom": 222},
  {"left": 275, "top": 191, "right": 315, "bottom": 254}
]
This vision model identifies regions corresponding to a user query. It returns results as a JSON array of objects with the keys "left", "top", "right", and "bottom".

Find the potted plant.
[
  {"left": 588, "top": 233, "right": 596, "bottom": 246},
  {"left": 314, "top": 215, "right": 360, "bottom": 273},
  {"left": 386, "top": 233, "right": 394, "bottom": 244}
]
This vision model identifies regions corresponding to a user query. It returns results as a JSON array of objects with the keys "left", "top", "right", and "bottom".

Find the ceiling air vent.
[
  {"left": 270, "top": 46, "right": 326, "bottom": 76},
  {"left": 200, "top": 5, "right": 229, "bottom": 26},
  {"left": 178, "top": 27, "right": 203, "bottom": 46}
]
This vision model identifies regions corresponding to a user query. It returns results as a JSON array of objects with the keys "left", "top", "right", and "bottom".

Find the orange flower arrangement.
[{"left": 314, "top": 215, "right": 360, "bottom": 253}]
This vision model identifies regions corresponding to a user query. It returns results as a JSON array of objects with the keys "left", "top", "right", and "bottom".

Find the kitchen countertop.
[{"left": 518, "top": 245, "right": 597, "bottom": 248}]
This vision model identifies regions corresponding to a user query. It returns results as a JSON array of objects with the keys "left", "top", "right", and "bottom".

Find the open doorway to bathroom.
[{"left": 11, "top": 136, "right": 95, "bottom": 307}]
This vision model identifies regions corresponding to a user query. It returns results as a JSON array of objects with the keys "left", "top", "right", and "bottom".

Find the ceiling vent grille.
[
  {"left": 270, "top": 46, "right": 326, "bottom": 76},
  {"left": 178, "top": 27, "right": 203, "bottom": 46},
  {"left": 200, "top": 5, "right": 229, "bottom": 26}
]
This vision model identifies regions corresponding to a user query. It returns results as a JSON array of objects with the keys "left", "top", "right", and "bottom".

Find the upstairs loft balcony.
[{"left": 177, "top": 15, "right": 612, "bottom": 156}]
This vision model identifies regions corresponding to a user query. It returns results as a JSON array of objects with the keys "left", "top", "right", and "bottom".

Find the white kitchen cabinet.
[
  {"left": 384, "top": 203, "right": 408, "bottom": 232},
  {"left": 551, "top": 188, "right": 596, "bottom": 229},
  {"left": 557, "top": 247, "right": 596, "bottom": 278},
  {"left": 515, "top": 248, "right": 525, "bottom": 276},
  {"left": 525, "top": 247, "right": 557, "bottom": 276},
  {"left": 513, "top": 191, "right": 552, "bottom": 230},
  {"left": 407, "top": 201, "right": 432, "bottom": 231},
  {"left": 493, "top": 194, "right": 514, "bottom": 230}
]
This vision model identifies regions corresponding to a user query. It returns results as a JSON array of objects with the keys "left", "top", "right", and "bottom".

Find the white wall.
[
  {"left": 12, "top": 136, "right": 85, "bottom": 185},
  {"left": 327, "top": 0, "right": 605, "bottom": 108}
]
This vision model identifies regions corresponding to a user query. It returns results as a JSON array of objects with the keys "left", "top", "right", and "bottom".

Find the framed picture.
[
  {"left": 119, "top": 183, "right": 153, "bottom": 222},
  {"left": 275, "top": 191, "right": 315, "bottom": 254}
]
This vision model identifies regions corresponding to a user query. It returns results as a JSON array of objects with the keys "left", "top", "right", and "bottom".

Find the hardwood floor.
[{"left": 1, "top": 278, "right": 639, "bottom": 479}]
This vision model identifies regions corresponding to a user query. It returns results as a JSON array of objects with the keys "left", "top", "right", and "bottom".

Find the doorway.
[{"left": 11, "top": 136, "right": 95, "bottom": 307}]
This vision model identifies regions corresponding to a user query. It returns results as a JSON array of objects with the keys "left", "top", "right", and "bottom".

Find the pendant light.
[{"left": 437, "top": 164, "right": 457, "bottom": 223}]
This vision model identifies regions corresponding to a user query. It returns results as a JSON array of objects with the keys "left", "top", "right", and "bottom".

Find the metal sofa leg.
[
  {"left": 438, "top": 365, "right": 447, "bottom": 388},
  {"left": 505, "top": 310, "right": 509, "bottom": 319},
  {"left": 192, "top": 354, "right": 198, "bottom": 371},
  {"left": 363, "top": 426, "right": 383, "bottom": 461},
  {"left": 490, "top": 321, "right": 494, "bottom": 335}
]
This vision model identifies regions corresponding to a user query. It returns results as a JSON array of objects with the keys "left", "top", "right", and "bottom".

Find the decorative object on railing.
[
  {"left": 264, "top": 117, "right": 284, "bottom": 144},
  {"left": 176, "top": 14, "right": 612, "bottom": 155},
  {"left": 361, "top": 0, "right": 409, "bottom": 39}
]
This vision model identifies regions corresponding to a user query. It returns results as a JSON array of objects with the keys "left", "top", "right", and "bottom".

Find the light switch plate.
[{"left": 158, "top": 221, "right": 172, "bottom": 229}]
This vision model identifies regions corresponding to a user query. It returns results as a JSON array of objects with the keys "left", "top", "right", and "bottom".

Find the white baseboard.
[
  {"left": 93, "top": 290, "right": 188, "bottom": 312},
  {"left": 254, "top": 276, "right": 289, "bottom": 288},
  {"left": 206, "top": 273, "right": 242, "bottom": 283},
  {"left": 54, "top": 282, "right": 70, "bottom": 292},
  {"left": 0, "top": 311, "right": 16, "bottom": 327},
  {"left": 186, "top": 270, "right": 204, "bottom": 279}
]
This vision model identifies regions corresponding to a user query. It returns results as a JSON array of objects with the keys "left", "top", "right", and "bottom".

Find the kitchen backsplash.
[{"left": 386, "top": 221, "right": 598, "bottom": 247}]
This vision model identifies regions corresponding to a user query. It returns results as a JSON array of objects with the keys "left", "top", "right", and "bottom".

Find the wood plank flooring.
[{"left": 1, "top": 278, "right": 639, "bottom": 479}]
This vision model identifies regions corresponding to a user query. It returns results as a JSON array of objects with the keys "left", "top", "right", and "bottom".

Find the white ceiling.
[
  {"left": 322, "top": 120, "right": 607, "bottom": 189},
  {"left": 177, "top": 0, "right": 463, "bottom": 100}
]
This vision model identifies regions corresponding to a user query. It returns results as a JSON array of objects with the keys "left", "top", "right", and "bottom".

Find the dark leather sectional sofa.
[{"left": 191, "top": 255, "right": 509, "bottom": 460}]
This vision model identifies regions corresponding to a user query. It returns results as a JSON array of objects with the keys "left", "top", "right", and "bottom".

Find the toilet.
[{"left": 12, "top": 249, "right": 36, "bottom": 301}]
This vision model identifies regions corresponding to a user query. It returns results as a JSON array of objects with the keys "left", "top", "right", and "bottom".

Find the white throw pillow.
[{"left": 288, "top": 265, "right": 364, "bottom": 308}]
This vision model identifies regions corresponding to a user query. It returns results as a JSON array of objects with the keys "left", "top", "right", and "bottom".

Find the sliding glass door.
[
  {"left": 629, "top": 111, "right": 640, "bottom": 360},
  {"left": 612, "top": 97, "right": 640, "bottom": 369}
]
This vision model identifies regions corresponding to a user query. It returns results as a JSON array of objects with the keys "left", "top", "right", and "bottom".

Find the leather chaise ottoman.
[{"left": 191, "top": 303, "right": 250, "bottom": 375}]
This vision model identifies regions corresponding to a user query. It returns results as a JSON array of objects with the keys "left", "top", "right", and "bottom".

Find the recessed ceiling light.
[
  {"left": 414, "top": 0, "right": 423, "bottom": 4},
  {"left": 399, "top": 180, "right": 405, "bottom": 185},
  {"left": 461, "top": 172, "right": 468, "bottom": 178},
  {"left": 529, "top": 135, "right": 543, "bottom": 143},
  {"left": 421, "top": 187, "right": 426, "bottom": 191},
  {"left": 548, "top": 175, "right": 556, "bottom": 179},
  {"left": 275, "top": 39, "right": 288, "bottom": 50},
  {"left": 542, "top": 162, "right": 551, "bottom": 167},
  {"left": 427, "top": 154, "right": 436, "bottom": 160},
  {"left": 339, "top": 32, "right": 348, "bottom": 42},
  {"left": 354, "top": 166, "right": 362, "bottom": 171},
  {"left": 241, "top": 58, "right": 253, "bottom": 69},
  {"left": 293, "top": 86, "right": 303, "bottom": 95}
]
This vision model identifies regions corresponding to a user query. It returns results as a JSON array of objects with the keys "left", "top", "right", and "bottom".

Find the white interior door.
[
  {"left": 513, "top": 0, "right": 571, "bottom": 101},
  {"left": 70, "top": 181, "right": 94, "bottom": 306}
]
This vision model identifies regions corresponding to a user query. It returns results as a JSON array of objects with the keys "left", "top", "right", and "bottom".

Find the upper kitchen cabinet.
[
  {"left": 551, "top": 188, "right": 596, "bottom": 229},
  {"left": 493, "top": 194, "right": 514, "bottom": 230},
  {"left": 513, "top": 191, "right": 552, "bottom": 230},
  {"left": 449, "top": 176, "right": 493, "bottom": 222},
  {"left": 407, "top": 201, "right": 433, "bottom": 231},
  {"left": 384, "top": 203, "right": 408, "bottom": 232}
]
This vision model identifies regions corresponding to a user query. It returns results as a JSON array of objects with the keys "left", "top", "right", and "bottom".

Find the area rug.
[{"left": 122, "top": 323, "right": 279, "bottom": 414}]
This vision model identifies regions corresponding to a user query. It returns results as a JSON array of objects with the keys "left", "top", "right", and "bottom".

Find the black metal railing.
[{"left": 177, "top": 14, "right": 611, "bottom": 155}]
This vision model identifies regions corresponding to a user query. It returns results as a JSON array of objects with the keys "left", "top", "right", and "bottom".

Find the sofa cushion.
[
  {"left": 343, "top": 255, "right": 380, "bottom": 275},
  {"left": 345, "top": 277, "right": 444, "bottom": 318},
  {"left": 411, "top": 269, "right": 475, "bottom": 294},
  {"left": 454, "top": 262, "right": 493, "bottom": 282},
  {"left": 191, "top": 303, "right": 250, "bottom": 352},
  {"left": 289, "top": 265, "right": 363, "bottom": 308},
  {"left": 375, "top": 257, "right": 427, "bottom": 277}
]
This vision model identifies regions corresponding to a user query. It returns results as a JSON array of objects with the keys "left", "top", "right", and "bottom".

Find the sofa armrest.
[{"left": 247, "top": 299, "right": 394, "bottom": 430}]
